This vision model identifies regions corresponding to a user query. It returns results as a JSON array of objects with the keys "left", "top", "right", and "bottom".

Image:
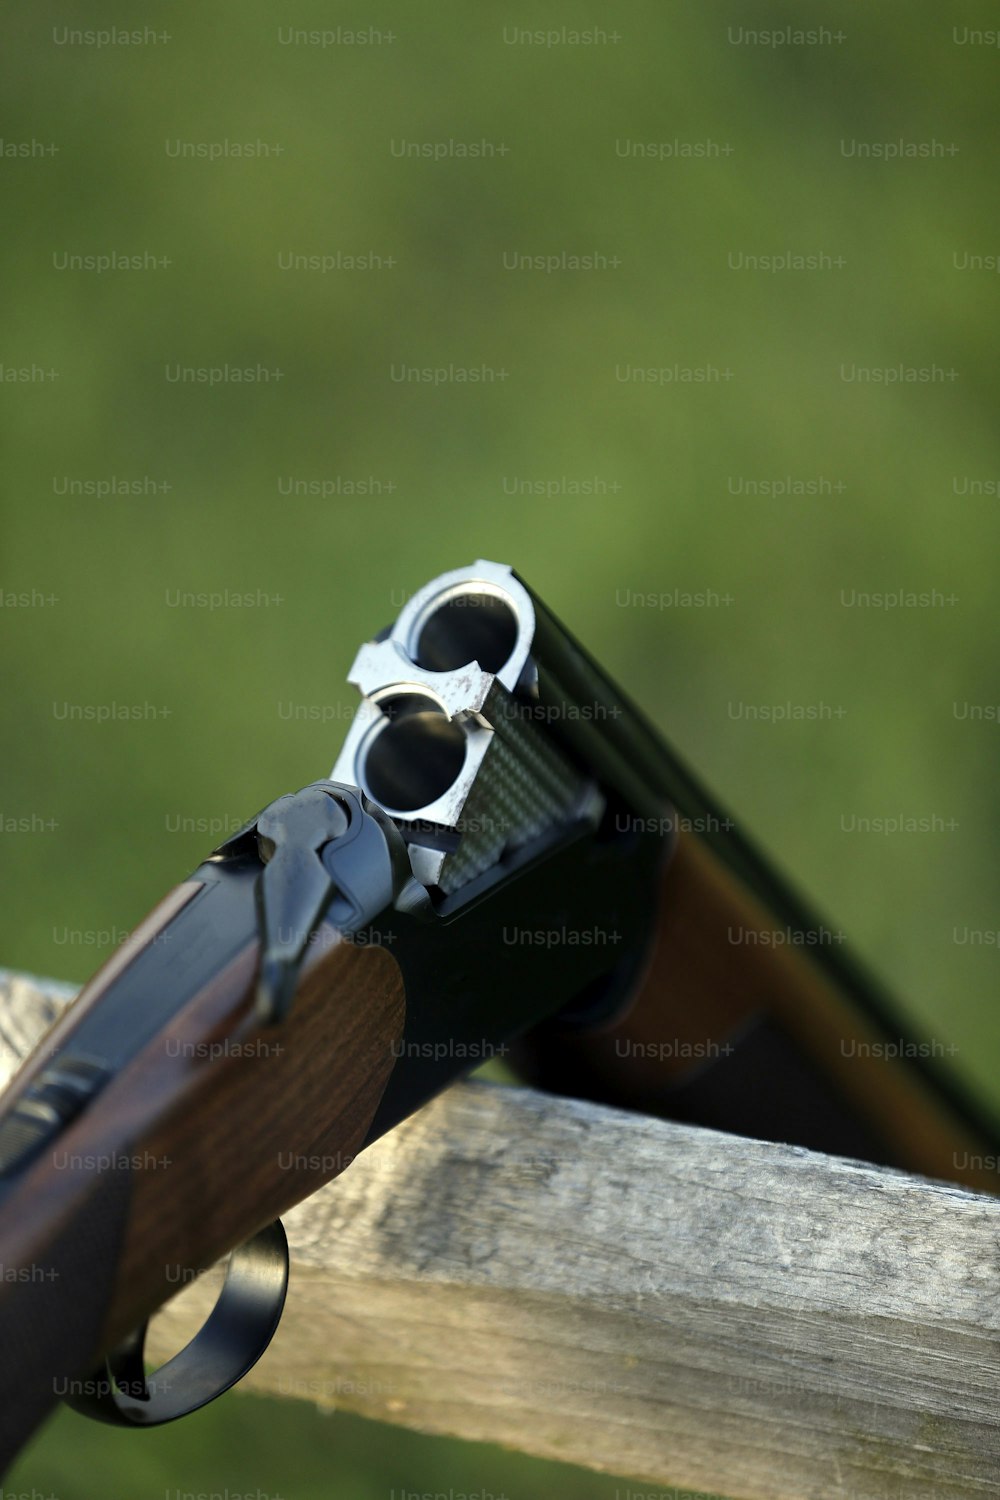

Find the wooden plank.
[{"left": 2, "top": 968, "right": 999, "bottom": 1499}]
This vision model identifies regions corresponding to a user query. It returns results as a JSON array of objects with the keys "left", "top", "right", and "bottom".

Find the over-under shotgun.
[{"left": 1, "top": 558, "right": 996, "bottom": 1469}]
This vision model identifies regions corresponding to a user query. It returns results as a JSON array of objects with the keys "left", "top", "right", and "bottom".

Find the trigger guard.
[{"left": 65, "top": 1219, "right": 289, "bottom": 1427}]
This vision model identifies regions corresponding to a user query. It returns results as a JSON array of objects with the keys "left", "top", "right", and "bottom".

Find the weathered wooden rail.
[{"left": 2, "top": 968, "right": 999, "bottom": 1499}]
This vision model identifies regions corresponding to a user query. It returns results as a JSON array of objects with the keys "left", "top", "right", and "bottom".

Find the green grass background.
[{"left": 2, "top": 2, "right": 999, "bottom": 1496}]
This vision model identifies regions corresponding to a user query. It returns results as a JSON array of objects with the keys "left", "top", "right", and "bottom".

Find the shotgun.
[{"left": 0, "top": 557, "right": 996, "bottom": 1470}]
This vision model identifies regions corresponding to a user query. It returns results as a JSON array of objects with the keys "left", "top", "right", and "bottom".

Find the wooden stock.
[
  {"left": 519, "top": 830, "right": 1000, "bottom": 1196},
  {"left": 0, "top": 884, "right": 406, "bottom": 1378}
]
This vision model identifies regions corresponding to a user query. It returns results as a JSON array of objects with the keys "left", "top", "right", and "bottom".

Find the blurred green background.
[{"left": 2, "top": 1, "right": 999, "bottom": 1496}]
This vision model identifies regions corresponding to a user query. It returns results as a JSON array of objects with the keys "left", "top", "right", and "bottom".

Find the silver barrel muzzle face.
[
  {"left": 359, "top": 694, "right": 468, "bottom": 814},
  {"left": 331, "top": 561, "right": 597, "bottom": 894},
  {"left": 404, "top": 588, "right": 520, "bottom": 678},
  {"left": 392, "top": 560, "right": 538, "bottom": 694}
]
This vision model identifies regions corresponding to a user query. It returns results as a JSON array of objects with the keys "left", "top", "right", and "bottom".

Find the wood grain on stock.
[
  {"left": 107, "top": 929, "right": 404, "bottom": 1345},
  {"left": 0, "top": 886, "right": 406, "bottom": 1353},
  {"left": 526, "top": 829, "right": 1000, "bottom": 1194}
]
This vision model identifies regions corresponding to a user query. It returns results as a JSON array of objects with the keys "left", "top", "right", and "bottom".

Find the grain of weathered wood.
[
  {"left": 2, "top": 968, "right": 999, "bottom": 1500},
  {"left": 0, "top": 971, "right": 77, "bottom": 1088}
]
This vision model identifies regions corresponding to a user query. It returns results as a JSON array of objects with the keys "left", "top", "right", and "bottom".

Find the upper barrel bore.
[{"left": 406, "top": 586, "right": 521, "bottom": 676}]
